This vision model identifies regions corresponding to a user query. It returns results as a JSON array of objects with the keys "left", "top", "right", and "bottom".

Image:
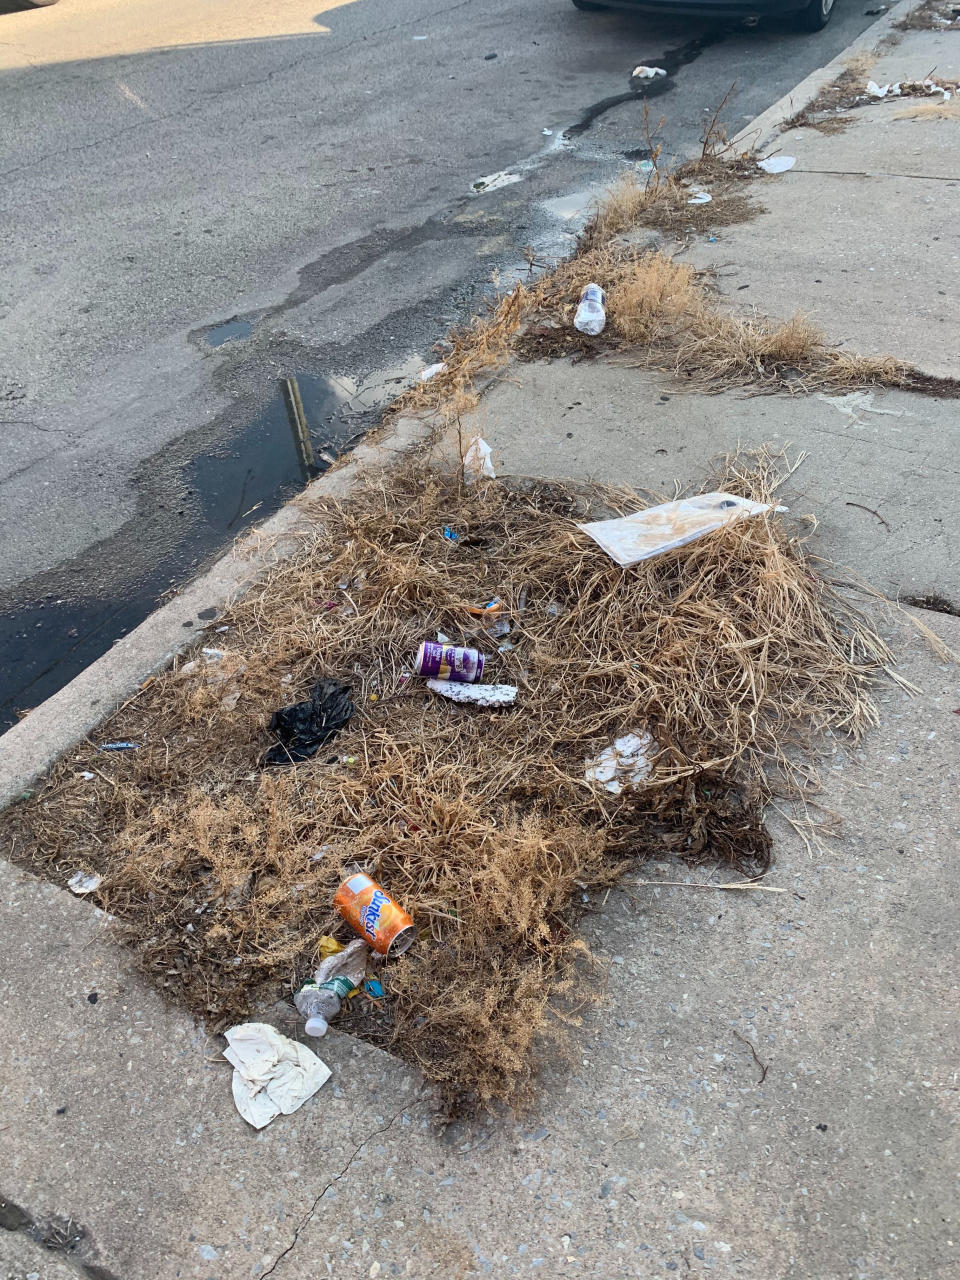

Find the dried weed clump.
[
  {"left": 7, "top": 456, "right": 898, "bottom": 1111},
  {"left": 388, "top": 149, "right": 920, "bottom": 417}
]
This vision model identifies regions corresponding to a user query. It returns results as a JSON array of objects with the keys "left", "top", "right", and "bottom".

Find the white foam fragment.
[{"left": 427, "top": 679, "right": 517, "bottom": 707}]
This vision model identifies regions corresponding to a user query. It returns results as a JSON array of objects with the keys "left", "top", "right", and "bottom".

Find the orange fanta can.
[{"left": 334, "top": 873, "right": 416, "bottom": 957}]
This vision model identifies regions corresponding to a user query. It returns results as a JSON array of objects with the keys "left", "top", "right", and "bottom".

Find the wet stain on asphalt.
[
  {"left": 564, "top": 28, "right": 730, "bottom": 139},
  {"left": 0, "top": 372, "right": 389, "bottom": 731},
  {"left": 204, "top": 317, "right": 254, "bottom": 347}
]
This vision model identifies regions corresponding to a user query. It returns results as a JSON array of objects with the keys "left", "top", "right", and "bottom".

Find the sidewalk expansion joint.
[{"left": 256, "top": 1097, "right": 423, "bottom": 1279}]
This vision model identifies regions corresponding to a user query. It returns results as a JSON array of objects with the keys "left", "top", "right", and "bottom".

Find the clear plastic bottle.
[
  {"left": 294, "top": 938, "right": 369, "bottom": 1036},
  {"left": 574, "top": 283, "right": 606, "bottom": 336},
  {"left": 295, "top": 975, "right": 356, "bottom": 1036}
]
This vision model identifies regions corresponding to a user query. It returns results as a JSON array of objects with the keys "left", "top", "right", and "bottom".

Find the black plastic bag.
[{"left": 262, "top": 679, "right": 354, "bottom": 766}]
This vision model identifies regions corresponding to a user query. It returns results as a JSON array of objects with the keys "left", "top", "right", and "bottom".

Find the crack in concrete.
[
  {"left": 792, "top": 166, "right": 960, "bottom": 180},
  {"left": 256, "top": 1098, "right": 418, "bottom": 1279}
]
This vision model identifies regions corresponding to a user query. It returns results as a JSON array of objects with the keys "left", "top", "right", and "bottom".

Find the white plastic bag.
[{"left": 463, "top": 436, "right": 496, "bottom": 482}]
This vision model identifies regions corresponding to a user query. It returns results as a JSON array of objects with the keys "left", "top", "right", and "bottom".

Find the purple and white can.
[{"left": 414, "top": 641, "right": 485, "bottom": 683}]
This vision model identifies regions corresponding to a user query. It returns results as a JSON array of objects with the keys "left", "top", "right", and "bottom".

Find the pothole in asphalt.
[{"left": 0, "top": 360, "right": 423, "bottom": 731}]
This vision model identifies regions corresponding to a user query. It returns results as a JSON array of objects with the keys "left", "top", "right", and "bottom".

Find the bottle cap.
[{"left": 304, "top": 1014, "right": 329, "bottom": 1037}]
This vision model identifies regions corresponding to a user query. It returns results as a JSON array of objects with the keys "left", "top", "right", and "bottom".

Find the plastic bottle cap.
[{"left": 304, "top": 1014, "right": 329, "bottom": 1036}]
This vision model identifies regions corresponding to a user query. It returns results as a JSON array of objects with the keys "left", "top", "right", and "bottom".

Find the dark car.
[{"left": 571, "top": 0, "right": 836, "bottom": 32}]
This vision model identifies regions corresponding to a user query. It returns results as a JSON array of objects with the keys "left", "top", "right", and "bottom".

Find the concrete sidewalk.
[
  {"left": 685, "top": 23, "right": 960, "bottom": 382},
  {"left": 2, "top": 6, "right": 960, "bottom": 1280}
]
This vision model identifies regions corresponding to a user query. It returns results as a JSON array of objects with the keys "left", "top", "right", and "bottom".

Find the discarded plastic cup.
[
  {"left": 334, "top": 873, "right": 416, "bottom": 957},
  {"left": 414, "top": 640, "right": 485, "bottom": 682},
  {"left": 574, "top": 283, "right": 606, "bottom": 337}
]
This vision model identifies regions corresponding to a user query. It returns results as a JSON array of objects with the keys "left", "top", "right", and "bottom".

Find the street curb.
[
  {"left": 0, "top": 416, "right": 429, "bottom": 810},
  {"left": 731, "top": 0, "right": 926, "bottom": 153}
]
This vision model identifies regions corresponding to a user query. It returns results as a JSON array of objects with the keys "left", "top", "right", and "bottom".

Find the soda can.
[
  {"left": 414, "top": 641, "right": 485, "bottom": 683},
  {"left": 334, "top": 873, "right": 416, "bottom": 957}
]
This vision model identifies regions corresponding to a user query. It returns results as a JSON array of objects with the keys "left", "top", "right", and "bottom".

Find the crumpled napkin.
[{"left": 223, "top": 1022, "right": 330, "bottom": 1129}]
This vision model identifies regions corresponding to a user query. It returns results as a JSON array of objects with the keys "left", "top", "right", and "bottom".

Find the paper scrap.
[
  {"left": 586, "top": 731, "right": 657, "bottom": 795},
  {"left": 223, "top": 1023, "right": 330, "bottom": 1129},
  {"left": 633, "top": 65, "right": 667, "bottom": 79},
  {"left": 579, "top": 493, "right": 785, "bottom": 567},
  {"left": 67, "top": 870, "right": 102, "bottom": 895}
]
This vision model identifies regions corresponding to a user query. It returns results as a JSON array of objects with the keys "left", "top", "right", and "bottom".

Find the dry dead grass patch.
[
  {"left": 896, "top": 0, "right": 960, "bottom": 30},
  {"left": 6, "top": 454, "right": 900, "bottom": 1111},
  {"left": 400, "top": 233, "right": 913, "bottom": 400},
  {"left": 609, "top": 253, "right": 696, "bottom": 343},
  {"left": 581, "top": 156, "right": 760, "bottom": 248},
  {"left": 388, "top": 156, "right": 921, "bottom": 416}
]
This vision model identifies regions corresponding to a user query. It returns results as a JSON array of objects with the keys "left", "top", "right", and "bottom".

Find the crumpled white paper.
[
  {"left": 463, "top": 436, "right": 496, "bottom": 482},
  {"left": 585, "top": 731, "right": 657, "bottom": 795},
  {"left": 427, "top": 679, "right": 517, "bottom": 707},
  {"left": 67, "top": 870, "right": 102, "bottom": 895},
  {"left": 633, "top": 65, "right": 666, "bottom": 79},
  {"left": 223, "top": 1023, "right": 330, "bottom": 1129},
  {"left": 578, "top": 493, "right": 785, "bottom": 567}
]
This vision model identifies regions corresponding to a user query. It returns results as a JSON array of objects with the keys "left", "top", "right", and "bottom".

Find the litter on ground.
[
  {"left": 574, "top": 283, "right": 606, "bottom": 336},
  {"left": 427, "top": 678, "right": 518, "bottom": 707},
  {"left": 758, "top": 155, "right": 796, "bottom": 174},
  {"left": 262, "top": 678, "right": 354, "bottom": 766},
  {"left": 67, "top": 870, "right": 103, "bottom": 895},
  {"left": 463, "top": 435, "right": 496, "bottom": 481},
  {"left": 8, "top": 453, "right": 899, "bottom": 1113},
  {"left": 222, "top": 1023, "right": 330, "bottom": 1129},
  {"left": 295, "top": 937, "right": 369, "bottom": 1036},
  {"left": 578, "top": 492, "right": 784, "bottom": 567},
  {"left": 632, "top": 65, "right": 667, "bottom": 79},
  {"left": 585, "top": 730, "right": 657, "bottom": 795},
  {"left": 335, "top": 873, "right": 416, "bottom": 956}
]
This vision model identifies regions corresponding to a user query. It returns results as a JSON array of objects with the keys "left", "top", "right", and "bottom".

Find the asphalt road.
[{"left": 0, "top": 0, "right": 878, "bottom": 724}]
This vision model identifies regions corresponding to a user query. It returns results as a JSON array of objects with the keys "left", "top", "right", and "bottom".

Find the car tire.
[
  {"left": 796, "top": 0, "right": 836, "bottom": 30},
  {"left": 571, "top": 0, "right": 608, "bottom": 9}
]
